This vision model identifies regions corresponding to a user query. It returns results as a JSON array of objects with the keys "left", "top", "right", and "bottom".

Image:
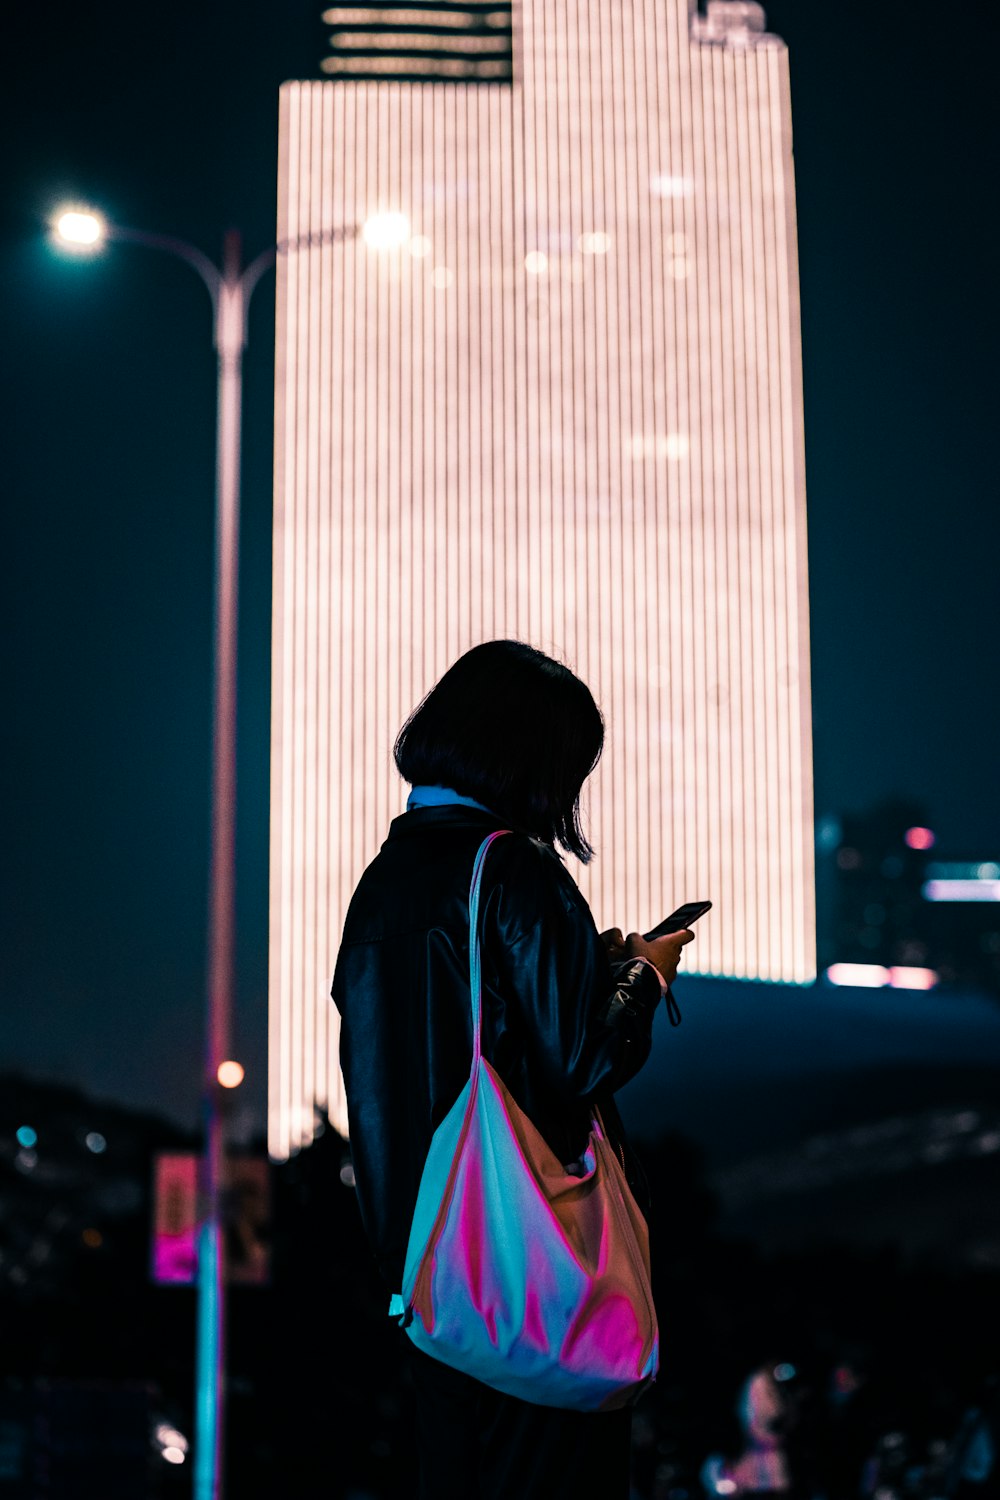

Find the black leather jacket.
[{"left": 331, "top": 804, "right": 663, "bottom": 1291}]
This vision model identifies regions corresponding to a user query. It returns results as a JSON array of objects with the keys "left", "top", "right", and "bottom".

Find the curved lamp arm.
[
  {"left": 107, "top": 222, "right": 360, "bottom": 347},
  {"left": 108, "top": 224, "right": 223, "bottom": 311}
]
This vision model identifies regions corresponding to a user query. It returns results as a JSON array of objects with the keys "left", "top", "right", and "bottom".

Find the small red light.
[{"left": 904, "top": 827, "right": 935, "bottom": 851}]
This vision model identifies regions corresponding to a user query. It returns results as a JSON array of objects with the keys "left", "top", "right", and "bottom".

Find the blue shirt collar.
[{"left": 406, "top": 784, "right": 496, "bottom": 815}]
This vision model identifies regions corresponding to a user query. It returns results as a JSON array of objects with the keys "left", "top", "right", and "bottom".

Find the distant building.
[
  {"left": 825, "top": 799, "right": 935, "bottom": 972},
  {"left": 270, "top": 0, "right": 815, "bottom": 1154},
  {"left": 923, "top": 859, "right": 1000, "bottom": 993},
  {"left": 821, "top": 800, "right": 1000, "bottom": 993}
]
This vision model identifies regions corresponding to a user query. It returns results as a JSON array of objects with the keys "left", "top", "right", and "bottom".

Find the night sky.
[{"left": 4, "top": 0, "right": 999, "bottom": 1134}]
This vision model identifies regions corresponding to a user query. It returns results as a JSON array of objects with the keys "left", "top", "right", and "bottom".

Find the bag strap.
[{"left": 467, "top": 830, "right": 511, "bottom": 1072}]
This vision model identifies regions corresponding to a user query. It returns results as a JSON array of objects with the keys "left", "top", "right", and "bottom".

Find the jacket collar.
[
  {"left": 387, "top": 803, "right": 507, "bottom": 842},
  {"left": 405, "top": 784, "right": 495, "bottom": 814}
]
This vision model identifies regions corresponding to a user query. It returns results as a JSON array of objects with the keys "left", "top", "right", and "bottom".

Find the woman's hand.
[
  {"left": 600, "top": 928, "right": 628, "bottom": 961},
  {"left": 601, "top": 926, "right": 695, "bottom": 985}
]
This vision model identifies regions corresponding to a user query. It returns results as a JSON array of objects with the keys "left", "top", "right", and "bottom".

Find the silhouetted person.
[{"left": 333, "top": 641, "right": 694, "bottom": 1500}]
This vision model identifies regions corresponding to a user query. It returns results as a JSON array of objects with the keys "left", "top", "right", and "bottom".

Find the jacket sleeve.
[{"left": 487, "top": 838, "right": 662, "bottom": 1101}]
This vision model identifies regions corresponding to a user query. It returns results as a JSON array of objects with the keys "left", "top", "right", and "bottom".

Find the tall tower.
[{"left": 269, "top": 0, "right": 814, "bottom": 1157}]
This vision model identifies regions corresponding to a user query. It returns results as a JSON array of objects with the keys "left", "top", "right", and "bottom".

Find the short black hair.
[{"left": 394, "top": 641, "right": 605, "bottom": 863}]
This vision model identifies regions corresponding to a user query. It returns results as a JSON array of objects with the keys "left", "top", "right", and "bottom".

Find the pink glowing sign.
[
  {"left": 152, "top": 1152, "right": 198, "bottom": 1285},
  {"left": 151, "top": 1153, "right": 272, "bottom": 1286}
]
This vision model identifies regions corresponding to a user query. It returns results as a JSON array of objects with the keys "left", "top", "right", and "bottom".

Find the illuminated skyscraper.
[{"left": 269, "top": 0, "right": 815, "bottom": 1156}]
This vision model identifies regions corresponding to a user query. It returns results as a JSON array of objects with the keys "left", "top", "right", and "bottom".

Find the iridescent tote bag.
[{"left": 395, "top": 830, "right": 659, "bottom": 1411}]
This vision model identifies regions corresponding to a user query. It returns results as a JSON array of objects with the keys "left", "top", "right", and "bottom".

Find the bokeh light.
[
  {"left": 155, "top": 1424, "right": 189, "bottom": 1453},
  {"left": 217, "top": 1060, "right": 245, "bottom": 1089},
  {"left": 15, "top": 1125, "right": 37, "bottom": 1149},
  {"left": 578, "top": 231, "right": 611, "bottom": 255},
  {"left": 826, "top": 962, "right": 890, "bottom": 988},
  {"left": 649, "top": 173, "right": 695, "bottom": 198},
  {"left": 888, "top": 965, "right": 939, "bottom": 990},
  {"left": 904, "top": 826, "right": 935, "bottom": 850},
  {"left": 361, "top": 210, "right": 411, "bottom": 251}
]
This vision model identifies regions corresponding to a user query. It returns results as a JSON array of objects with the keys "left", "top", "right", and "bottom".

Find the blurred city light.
[
  {"left": 626, "top": 432, "right": 690, "bottom": 461},
  {"left": 825, "top": 962, "right": 890, "bottom": 988},
  {"left": 923, "top": 878, "right": 1000, "bottom": 902},
  {"left": 321, "top": 4, "right": 514, "bottom": 21},
  {"left": 53, "top": 208, "right": 107, "bottom": 248},
  {"left": 82, "top": 1228, "right": 103, "bottom": 1248},
  {"left": 578, "top": 231, "right": 611, "bottom": 254},
  {"left": 15, "top": 1125, "right": 37, "bottom": 1149},
  {"left": 155, "top": 1424, "right": 189, "bottom": 1453},
  {"left": 162, "top": 1446, "right": 186, "bottom": 1465},
  {"left": 217, "top": 1060, "right": 245, "bottom": 1089},
  {"left": 361, "top": 210, "right": 411, "bottom": 251},
  {"left": 650, "top": 174, "right": 695, "bottom": 197},
  {"left": 320, "top": 4, "right": 513, "bottom": 82},
  {"left": 84, "top": 1131, "right": 107, "bottom": 1153},
  {"left": 524, "top": 250, "right": 548, "bottom": 274},
  {"left": 773, "top": 1361, "right": 797, "bottom": 1381},
  {"left": 904, "top": 825, "right": 936, "bottom": 850},
  {"left": 888, "top": 965, "right": 939, "bottom": 990}
]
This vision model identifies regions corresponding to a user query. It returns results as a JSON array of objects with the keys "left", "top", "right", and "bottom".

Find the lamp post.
[
  {"left": 54, "top": 208, "right": 275, "bottom": 1500},
  {"left": 52, "top": 203, "right": 406, "bottom": 1499}
]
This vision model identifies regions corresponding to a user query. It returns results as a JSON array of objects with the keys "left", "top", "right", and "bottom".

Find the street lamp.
[
  {"left": 361, "top": 208, "right": 411, "bottom": 250},
  {"left": 53, "top": 207, "right": 107, "bottom": 248},
  {"left": 52, "top": 206, "right": 276, "bottom": 1500},
  {"left": 49, "top": 200, "right": 396, "bottom": 1500}
]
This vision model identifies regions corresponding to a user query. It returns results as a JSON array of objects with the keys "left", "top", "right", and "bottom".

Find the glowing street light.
[
  {"left": 217, "top": 1060, "right": 245, "bottom": 1089},
  {"left": 53, "top": 208, "right": 107, "bottom": 249},
  {"left": 361, "top": 209, "right": 411, "bottom": 250}
]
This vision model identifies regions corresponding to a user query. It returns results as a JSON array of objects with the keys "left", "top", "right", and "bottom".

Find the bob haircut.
[{"left": 394, "top": 640, "right": 604, "bottom": 863}]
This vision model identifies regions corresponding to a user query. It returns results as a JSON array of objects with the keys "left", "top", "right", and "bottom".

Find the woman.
[{"left": 332, "top": 640, "right": 694, "bottom": 1500}]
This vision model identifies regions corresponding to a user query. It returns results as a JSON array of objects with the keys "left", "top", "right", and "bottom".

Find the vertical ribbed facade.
[{"left": 270, "top": 0, "right": 814, "bottom": 1157}]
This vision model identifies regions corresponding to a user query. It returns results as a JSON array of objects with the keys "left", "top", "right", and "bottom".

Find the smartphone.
[{"left": 643, "top": 900, "right": 712, "bottom": 941}]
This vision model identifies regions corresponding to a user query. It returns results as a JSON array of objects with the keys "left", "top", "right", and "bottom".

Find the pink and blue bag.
[{"left": 393, "top": 830, "right": 659, "bottom": 1411}]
